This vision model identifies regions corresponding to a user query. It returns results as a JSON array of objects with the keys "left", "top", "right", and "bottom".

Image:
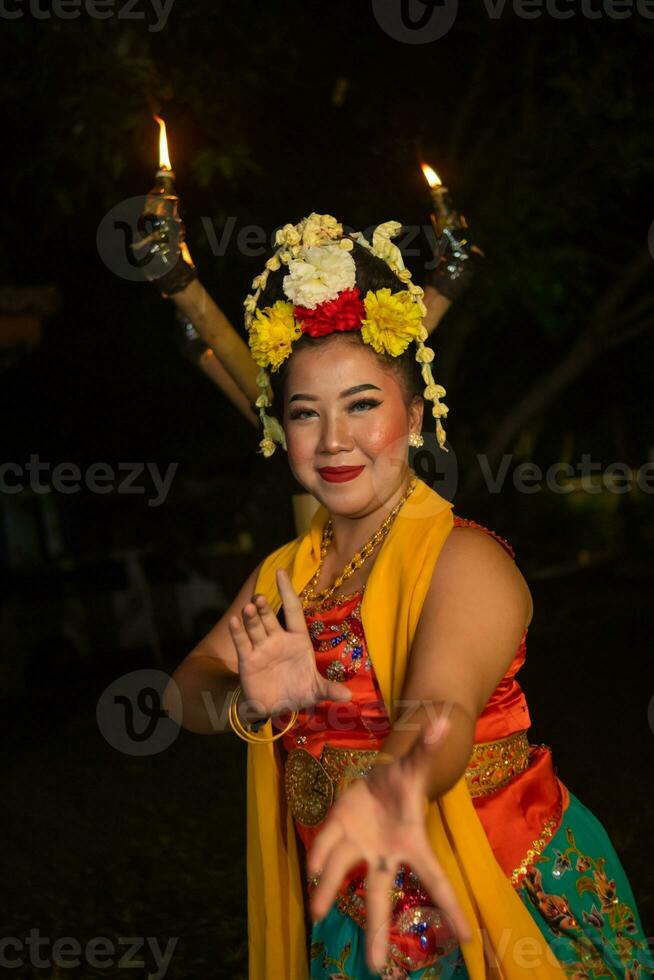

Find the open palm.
[
  {"left": 228, "top": 567, "right": 353, "bottom": 720},
  {"left": 307, "top": 715, "right": 471, "bottom": 974}
]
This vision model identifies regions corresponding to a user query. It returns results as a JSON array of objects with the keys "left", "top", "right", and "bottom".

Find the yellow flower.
[
  {"left": 302, "top": 213, "right": 343, "bottom": 246},
  {"left": 431, "top": 402, "right": 449, "bottom": 418},
  {"left": 275, "top": 223, "right": 302, "bottom": 247},
  {"left": 248, "top": 301, "right": 302, "bottom": 370},
  {"left": 259, "top": 437, "right": 276, "bottom": 457},
  {"left": 360, "top": 289, "right": 423, "bottom": 357},
  {"left": 415, "top": 345, "right": 435, "bottom": 364}
]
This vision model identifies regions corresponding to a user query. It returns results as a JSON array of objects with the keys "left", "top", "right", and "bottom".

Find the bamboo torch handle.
[
  {"left": 170, "top": 279, "right": 260, "bottom": 404},
  {"left": 422, "top": 285, "right": 452, "bottom": 337}
]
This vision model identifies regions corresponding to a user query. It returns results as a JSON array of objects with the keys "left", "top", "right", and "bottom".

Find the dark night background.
[{"left": 0, "top": 2, "right": 653, "bottom": 977}]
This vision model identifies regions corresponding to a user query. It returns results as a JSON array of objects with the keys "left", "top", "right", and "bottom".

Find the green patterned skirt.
[{"left": 309, "top": 792, "right": 653, "bottom": 979}]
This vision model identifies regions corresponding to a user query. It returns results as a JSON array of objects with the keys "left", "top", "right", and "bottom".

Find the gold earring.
[{"left": 408, "top": 432, "right": 424, "bottom": 448}]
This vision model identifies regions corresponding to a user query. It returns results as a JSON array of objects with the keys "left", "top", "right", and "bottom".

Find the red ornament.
[{"left": 294, "top": 287, "right": 365, "bottom": 338}]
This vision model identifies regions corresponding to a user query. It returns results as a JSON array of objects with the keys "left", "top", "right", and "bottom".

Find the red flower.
[{"left": 294, "top": 287, "right": 365, "bottom": 338}]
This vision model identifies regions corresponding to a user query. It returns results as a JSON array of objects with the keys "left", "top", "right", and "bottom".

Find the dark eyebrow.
[{"left": 288, "top": 383, "right": 382, "bottom": 404}]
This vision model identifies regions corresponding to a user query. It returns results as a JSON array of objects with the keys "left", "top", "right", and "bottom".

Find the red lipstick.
[{"left": 317, "top": 465, "right": 365, "bottom": 483}]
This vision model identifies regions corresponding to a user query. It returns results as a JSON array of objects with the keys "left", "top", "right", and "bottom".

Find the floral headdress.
[{"left": 243, "top": 213, "right": 449, "bottom": 457}]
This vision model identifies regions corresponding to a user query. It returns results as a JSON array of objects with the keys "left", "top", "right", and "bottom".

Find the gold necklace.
[{"left": 300, "top": 476, "right": 417, "bottom": 609}]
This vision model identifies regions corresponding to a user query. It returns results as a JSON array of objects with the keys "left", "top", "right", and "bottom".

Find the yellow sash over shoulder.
[{"left": 247, "top": 481, "right": 565, "bottom": 979}]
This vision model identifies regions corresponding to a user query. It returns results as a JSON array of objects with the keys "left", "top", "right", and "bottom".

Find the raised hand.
[
  {"left": 307, "top": 713, "right": 472, "bottom": 974},
  {"left": 228, "top": 568, "right": 353, "bottom": 720}
]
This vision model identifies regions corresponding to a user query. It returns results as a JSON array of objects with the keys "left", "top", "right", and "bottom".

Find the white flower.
[{"left": 282, "top": 244, "right": 356, "bottom": 309}]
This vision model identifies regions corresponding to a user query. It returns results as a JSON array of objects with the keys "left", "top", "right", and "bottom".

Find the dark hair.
[{"left": 258, "top": 240, "right": 424, "bottom": 410}]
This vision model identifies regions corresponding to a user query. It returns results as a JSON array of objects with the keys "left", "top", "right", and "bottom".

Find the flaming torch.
[
  {"left": 420, "top": 161, "right": 483, "bottom": 315},
  {"left": 134, "top": 116, "right": 259, "bottom": 426},
  {"left": 421, "top": 162, "right": 469, "bottom": 240},
  {"left": 135, "top": 118, "right": 318, "bottom": 534},
  {"left": 132, "top": 116, "right": 197, "bottom": 291}
]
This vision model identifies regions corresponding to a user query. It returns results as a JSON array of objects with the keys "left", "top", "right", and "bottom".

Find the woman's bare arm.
[{"left": 379, "top": 525, "right": 533, "bottom": 801}]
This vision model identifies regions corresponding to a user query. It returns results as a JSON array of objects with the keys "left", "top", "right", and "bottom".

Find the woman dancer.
[{"left": 164, "top": 215, "right": 652, "bottom": 979}]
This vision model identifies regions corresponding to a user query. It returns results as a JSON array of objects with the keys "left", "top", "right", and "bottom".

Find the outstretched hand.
[
  {"left": 307, "top": 712, "right": 472, "bottom": 974},
  {"left": 228, "top": 568, "right": 353, "bottom": 720}
]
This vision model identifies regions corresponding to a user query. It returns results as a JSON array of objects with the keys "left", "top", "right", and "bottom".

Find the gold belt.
[{"left": 284, "top": 731, "right": 531, "bottom": 827}]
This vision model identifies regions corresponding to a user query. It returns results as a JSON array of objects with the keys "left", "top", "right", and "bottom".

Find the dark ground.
[{"left": 2, "top": 568, "right": 653, "bottom": 979}]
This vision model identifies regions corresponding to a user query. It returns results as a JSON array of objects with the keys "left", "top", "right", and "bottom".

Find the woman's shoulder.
[
  {"left": 429, "top": 515, "right": 532, "bottom": 629},
  {"left": 451, "top": 514, "right": 516, "bottom": 560}
]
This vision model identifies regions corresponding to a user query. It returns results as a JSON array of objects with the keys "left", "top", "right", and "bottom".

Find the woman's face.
[{"left": 282, "top": 336, "right": 422, "bottom": 516}]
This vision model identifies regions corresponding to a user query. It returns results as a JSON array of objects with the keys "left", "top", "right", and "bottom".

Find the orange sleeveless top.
[{"left": 280, "top": 516, "right": 569, "bottom": 971}]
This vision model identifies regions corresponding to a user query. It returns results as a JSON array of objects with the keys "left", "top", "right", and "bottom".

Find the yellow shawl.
[{"left": 247, "top": 481, "right": 565, "bottom": 979}]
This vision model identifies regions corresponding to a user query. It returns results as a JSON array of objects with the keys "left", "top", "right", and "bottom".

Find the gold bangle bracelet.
[{"left": 228, "top": 686, "right": 299, "bottom": 744}]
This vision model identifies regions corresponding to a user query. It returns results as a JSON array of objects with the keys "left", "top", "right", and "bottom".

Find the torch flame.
[
  {"left": 153, "top": 115, "right": 172, "bottom": 172},
  {"left": 420, "top": 162, "right": 442, "bottom": 188}
]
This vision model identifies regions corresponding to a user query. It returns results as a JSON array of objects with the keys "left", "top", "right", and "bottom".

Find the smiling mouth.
[{"left": 316, "top": 465, "right": 365, "bottom": 483}]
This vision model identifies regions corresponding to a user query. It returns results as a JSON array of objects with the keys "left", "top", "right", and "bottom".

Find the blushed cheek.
[
  {"left": 285, "top": 428, "right": 315, "bottom": 469},
  {"left": 364, "top": 412, "right": 408, "bottom": 456}
]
